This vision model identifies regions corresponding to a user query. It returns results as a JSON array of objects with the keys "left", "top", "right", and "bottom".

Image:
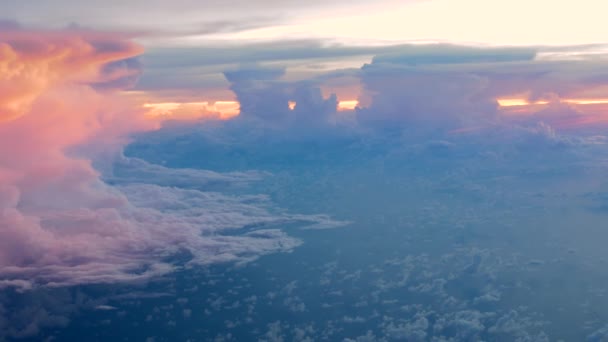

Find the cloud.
[
  {"left": 135, "top": 42, "right": 470, "bottom": 95},
  {"left": 346, "top": 44, "right": 608, "bottom": 133},
  {"left": 356, "top": 62, "right": 498, "bottom": 130},
  {"left": 105, "top": 155, "right": 268, "bottom": 189},
  {"left": 371, "top": 44, "right": 537, "bottom": 65},
  {"left": 225, "top": 66, "right": 292, "bottom": 124},
  {"left": 0, "top": 0, "right": 398, "bottom": 38},
  {"left": 92, "top": 57, "right": 143, "bottom": 90},
  {"left": 4, "top": 29, "right": 608, "bottom": 340},
  {"left": 0, "top": 29, "right": 143, "bottom": 123},
  {"left": 137, "top": 42, "right": 608, "bottom": 136},
  {"left": 0, "top": 28, "right": 346, "bottom": 292},
  {"left": 292, "top": 82, "right": 339, "bottom": 126},
  {"left": 134, "top": 40, "right": 384, "bottom": 96},
  {"left": 223, "top": 66, "right": 341, "bottom": 132}
]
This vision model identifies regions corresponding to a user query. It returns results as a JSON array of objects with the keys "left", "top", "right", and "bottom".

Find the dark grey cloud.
[
  {"left": 136, "top": 39, "right": 383, "bottom": 92},
  {"left": 137, "top": 41, "right": 608, "bottom": 104},
  {"left": 143, "top": 41, "right": 387, "bottom": 69},
  {"left": 142, "top": 42, "right": 539, "bottom": 71},
  {"left": 371, "top": 44, "right": 537, "bottom": 65},
  {"left": 224, "top": 66, "right": 286, "bottom": 83}
]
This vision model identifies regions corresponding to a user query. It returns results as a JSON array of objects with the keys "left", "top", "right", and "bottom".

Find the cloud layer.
[{"left": 4, "top": 25, "right": 608, "bottom": 341}]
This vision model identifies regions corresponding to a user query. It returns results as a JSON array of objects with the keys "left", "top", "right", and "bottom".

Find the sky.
[
  {"left": 3, "top": 1, "right": 608, "bottom": 341},
  {"left": 4, "top": 0, "right": 608, "bottom": 45},
  {"left": 4, "top": 0, "right": 608, "bottom": 117}
]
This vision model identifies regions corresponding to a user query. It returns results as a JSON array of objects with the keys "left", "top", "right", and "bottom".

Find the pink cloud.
[
  {"left": 0, "top": 29, "right": 335, "bottom": 290},
  {"left": 0, "top": 29, "right": 149, "bottom": 282}
]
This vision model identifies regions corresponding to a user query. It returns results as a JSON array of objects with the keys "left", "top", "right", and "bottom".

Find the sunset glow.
[
  {"left": 497, "top": 99, "right": 550, "bottom": 107},
  {"left": 498, "top": 98, "right": 608, "bottom": 107},
  {"left": 338, "top": 100, "right": 359, "bottom": 111},
  {"left": 142, "top": 99, "right": 360, "bottom": 120},
  {"left": 143, "top": 101, "right": 240, "bottom": 120}
]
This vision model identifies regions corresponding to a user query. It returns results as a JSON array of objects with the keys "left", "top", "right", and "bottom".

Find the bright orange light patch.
[
  {"left": 496, "top": 97, "right": 608, "bottom": 129},
  {"left": 212, "top": 101, "right": 240, "bottom": 118},
  {"left": 288, "top": 101, "right": 296, "bottom": 110},
  {"left": 497, "top": 98, "right": 549, "bottom": 107},
  {"left": 566, "top": 99, "right": 608, "bottom": 105},
  {"left": 498, "top": 98, "right": 608, "bottom": 107},
  {"left": 338, "top": 100, "right": 359, "bottom": 111},
  {"left": 143, "top": 102, "right": 184, "bottom": 115},
  {"left": 143, "top": 101, "right": 240, "bottom": 120}
]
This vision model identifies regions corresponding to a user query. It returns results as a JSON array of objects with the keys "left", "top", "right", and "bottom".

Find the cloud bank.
[{"left": 0, "top": 28, "right": 344, "bottom": 291}]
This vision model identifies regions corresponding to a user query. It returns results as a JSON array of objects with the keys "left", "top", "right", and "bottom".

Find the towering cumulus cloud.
[{"left": 0, "top": 28, "right": 331, "bottom": 290}]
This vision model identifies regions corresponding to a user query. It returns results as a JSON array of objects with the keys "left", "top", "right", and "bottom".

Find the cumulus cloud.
[
  {"left": 351, "top": 45, "right": 608, "bottom": 133},
  {"left": 144, "top": 43, "right": 606, "bottom": 140},
  {"left": 356, "top": 63, "right": 498, "bottom": 130},
  {"left": 226, "top": 66, "right": 292, "bottom": 124},
  {"left": 224, "top": 66, "right": 340, "bottom": 132}
]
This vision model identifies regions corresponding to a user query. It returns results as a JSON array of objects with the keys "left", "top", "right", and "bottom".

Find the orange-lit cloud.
[
  {"left": 139, "top": 97, "right": 359, "bottom": 121},
  {"left": 497, "top": 99, "right": 549, "bottom": 107},
  {"left": 288, "top": 101, "right": 297, "bottom": 110},
  {"left": 498, "top": 98, "right": 608, "bottom": 107},
  {"left": 496, "top": 96, "right": 608, "bottom": 129},
  {"left": 0, "top": 29, "right": 156, "bottom": 285},
  {"left": 338, "top": 100, "right": 359, "bottom": 111},
  {"left": 143, "top": 100, "right": 240, "bottom": 120},
  {"left": 122, "top": 90, "right": 241, "bottom": 121},
  {"left": 0, "top": 30, "right": 144, "bottom": 124}
]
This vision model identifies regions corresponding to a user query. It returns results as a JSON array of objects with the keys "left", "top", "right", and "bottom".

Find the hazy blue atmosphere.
[
  {"left": 3, "top": 1, "right": 608, "bottom": 341},
  {"left": 6, "top": 117, "right": 608, "bottom": 340}
]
